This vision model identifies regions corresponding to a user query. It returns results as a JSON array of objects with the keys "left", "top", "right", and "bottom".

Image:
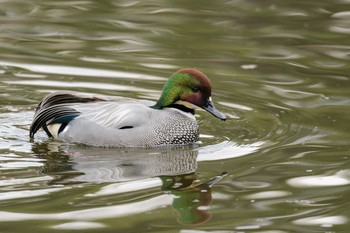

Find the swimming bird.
[{"left": 29, "top": 68, "right": 226, "bottom": 147}]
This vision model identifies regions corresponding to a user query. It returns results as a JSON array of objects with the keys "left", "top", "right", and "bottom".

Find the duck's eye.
[{"left": 192, "top": 87, "right": 199, "bottom": 92}]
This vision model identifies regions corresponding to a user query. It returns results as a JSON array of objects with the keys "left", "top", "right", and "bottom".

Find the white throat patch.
[{"left": 174, "top": 100, "right": 198, "bottom": 109}]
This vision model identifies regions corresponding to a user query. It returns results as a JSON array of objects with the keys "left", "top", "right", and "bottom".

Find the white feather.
[{"left": 47, "top": 123, "right": 61, "bottom": 138}]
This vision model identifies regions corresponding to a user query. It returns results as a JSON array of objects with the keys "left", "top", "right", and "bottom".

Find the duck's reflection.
[
  {"left": 32, "top": 142, "right": 226, "bottom": 225},
  {"left": 160, "top": 171, "right": 227, "bottom": 224}
]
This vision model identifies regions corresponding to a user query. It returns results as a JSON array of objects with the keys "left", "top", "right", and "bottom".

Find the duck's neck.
[
  {"left": 153, "top": 100, "right": 196, "bottom": 115},
  {"left": 153, "top": 91, "right": 179, "bottom": 109},
  {"left": 166, "top": 103, "right": 195, "bottom": 115},
  {"left": 153, "top": 73, "right": 193, "bottom": 109}
]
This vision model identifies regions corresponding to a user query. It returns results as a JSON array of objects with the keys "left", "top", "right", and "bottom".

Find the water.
[{"left": 0, "top": 0, "right": 349, "bottom": 232}]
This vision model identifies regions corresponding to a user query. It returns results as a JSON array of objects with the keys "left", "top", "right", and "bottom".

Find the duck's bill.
[{"left": 202, "top": 99, "right": 226, "bottom": 121}]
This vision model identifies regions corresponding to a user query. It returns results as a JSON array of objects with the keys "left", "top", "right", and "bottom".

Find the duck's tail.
[{"left": 29, "top": 91, "right": 104, "bottom": 139}]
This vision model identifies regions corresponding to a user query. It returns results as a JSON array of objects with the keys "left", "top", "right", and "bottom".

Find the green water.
[{"left": 0, "top": 1, "right": 349, "bottom": 232}]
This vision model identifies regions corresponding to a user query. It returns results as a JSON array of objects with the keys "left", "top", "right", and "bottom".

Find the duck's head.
[{"left": 154, "top": 68, "right": 226, "bottom": 120}]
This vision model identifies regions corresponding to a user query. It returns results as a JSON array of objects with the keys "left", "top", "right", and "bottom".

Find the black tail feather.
[{"left": 29, "top": 92, "right": 105, "bottom": 138}]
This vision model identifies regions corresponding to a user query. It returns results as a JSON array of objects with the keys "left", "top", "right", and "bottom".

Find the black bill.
[{"left": 202, "top": 99, "right": 226, "bottom": 121}]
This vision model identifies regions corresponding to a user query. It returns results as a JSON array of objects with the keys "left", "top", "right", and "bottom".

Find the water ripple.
[
  {"left": 198, "top": 141, "right": 263, "bottom": 161},
  {"left": 0, "top": 187, "right": 68, "bottom": 201},
  {"left": 0, "top": 194, "right": 174, "bottom": 221},
  {"left": 4, "top": 80, "right": 154, "bottom": 92},
  {"left": 293, "top": 215, "right": 348, "bottom": 227},
  {"left": 0, "top": 61, "right": 164, "bottom": 80},
  {"left": 287, "top": 170, "right": 350, "bottom": 188},
  {"left": 51, "top": 222, "right": 106, "bottom": 230}
]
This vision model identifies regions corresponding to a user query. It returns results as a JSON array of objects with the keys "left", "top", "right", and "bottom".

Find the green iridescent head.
[{"left": 154, "top": 68, "right": 226, "bottom": 120}]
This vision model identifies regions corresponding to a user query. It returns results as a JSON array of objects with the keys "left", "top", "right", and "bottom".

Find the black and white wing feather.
[{"left": 29, "top": 91, "right": 107, "bottom": 138}]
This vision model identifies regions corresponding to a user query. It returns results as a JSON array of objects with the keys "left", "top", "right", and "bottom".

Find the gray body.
[{"left": 30, "top": 92, "right": 199, "bottom": 147}]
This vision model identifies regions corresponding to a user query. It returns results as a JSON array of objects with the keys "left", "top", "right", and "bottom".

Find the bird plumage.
[{"left": 29, "top": 68, "right": 226, "bottom": 147}]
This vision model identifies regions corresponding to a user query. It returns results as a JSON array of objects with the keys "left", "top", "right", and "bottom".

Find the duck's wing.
[
  {"left": 29, "top": 91, "right": 152, "bottom": 138},
  {"left": 73, "top": 101, "right": 152, "bottom": 129}
]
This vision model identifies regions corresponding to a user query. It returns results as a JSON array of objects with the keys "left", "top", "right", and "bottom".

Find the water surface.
[{"left": 0, "top": 1, "right": 349, "bottom": 232}]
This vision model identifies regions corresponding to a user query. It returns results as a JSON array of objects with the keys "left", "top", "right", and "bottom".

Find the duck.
[{"left": 29, "top": 68, "right": 226, "bottom": 147}]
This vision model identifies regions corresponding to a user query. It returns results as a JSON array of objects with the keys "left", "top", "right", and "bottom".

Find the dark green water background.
[{"left": 0, "top": 1, "right": 349, "bottom": 232}]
